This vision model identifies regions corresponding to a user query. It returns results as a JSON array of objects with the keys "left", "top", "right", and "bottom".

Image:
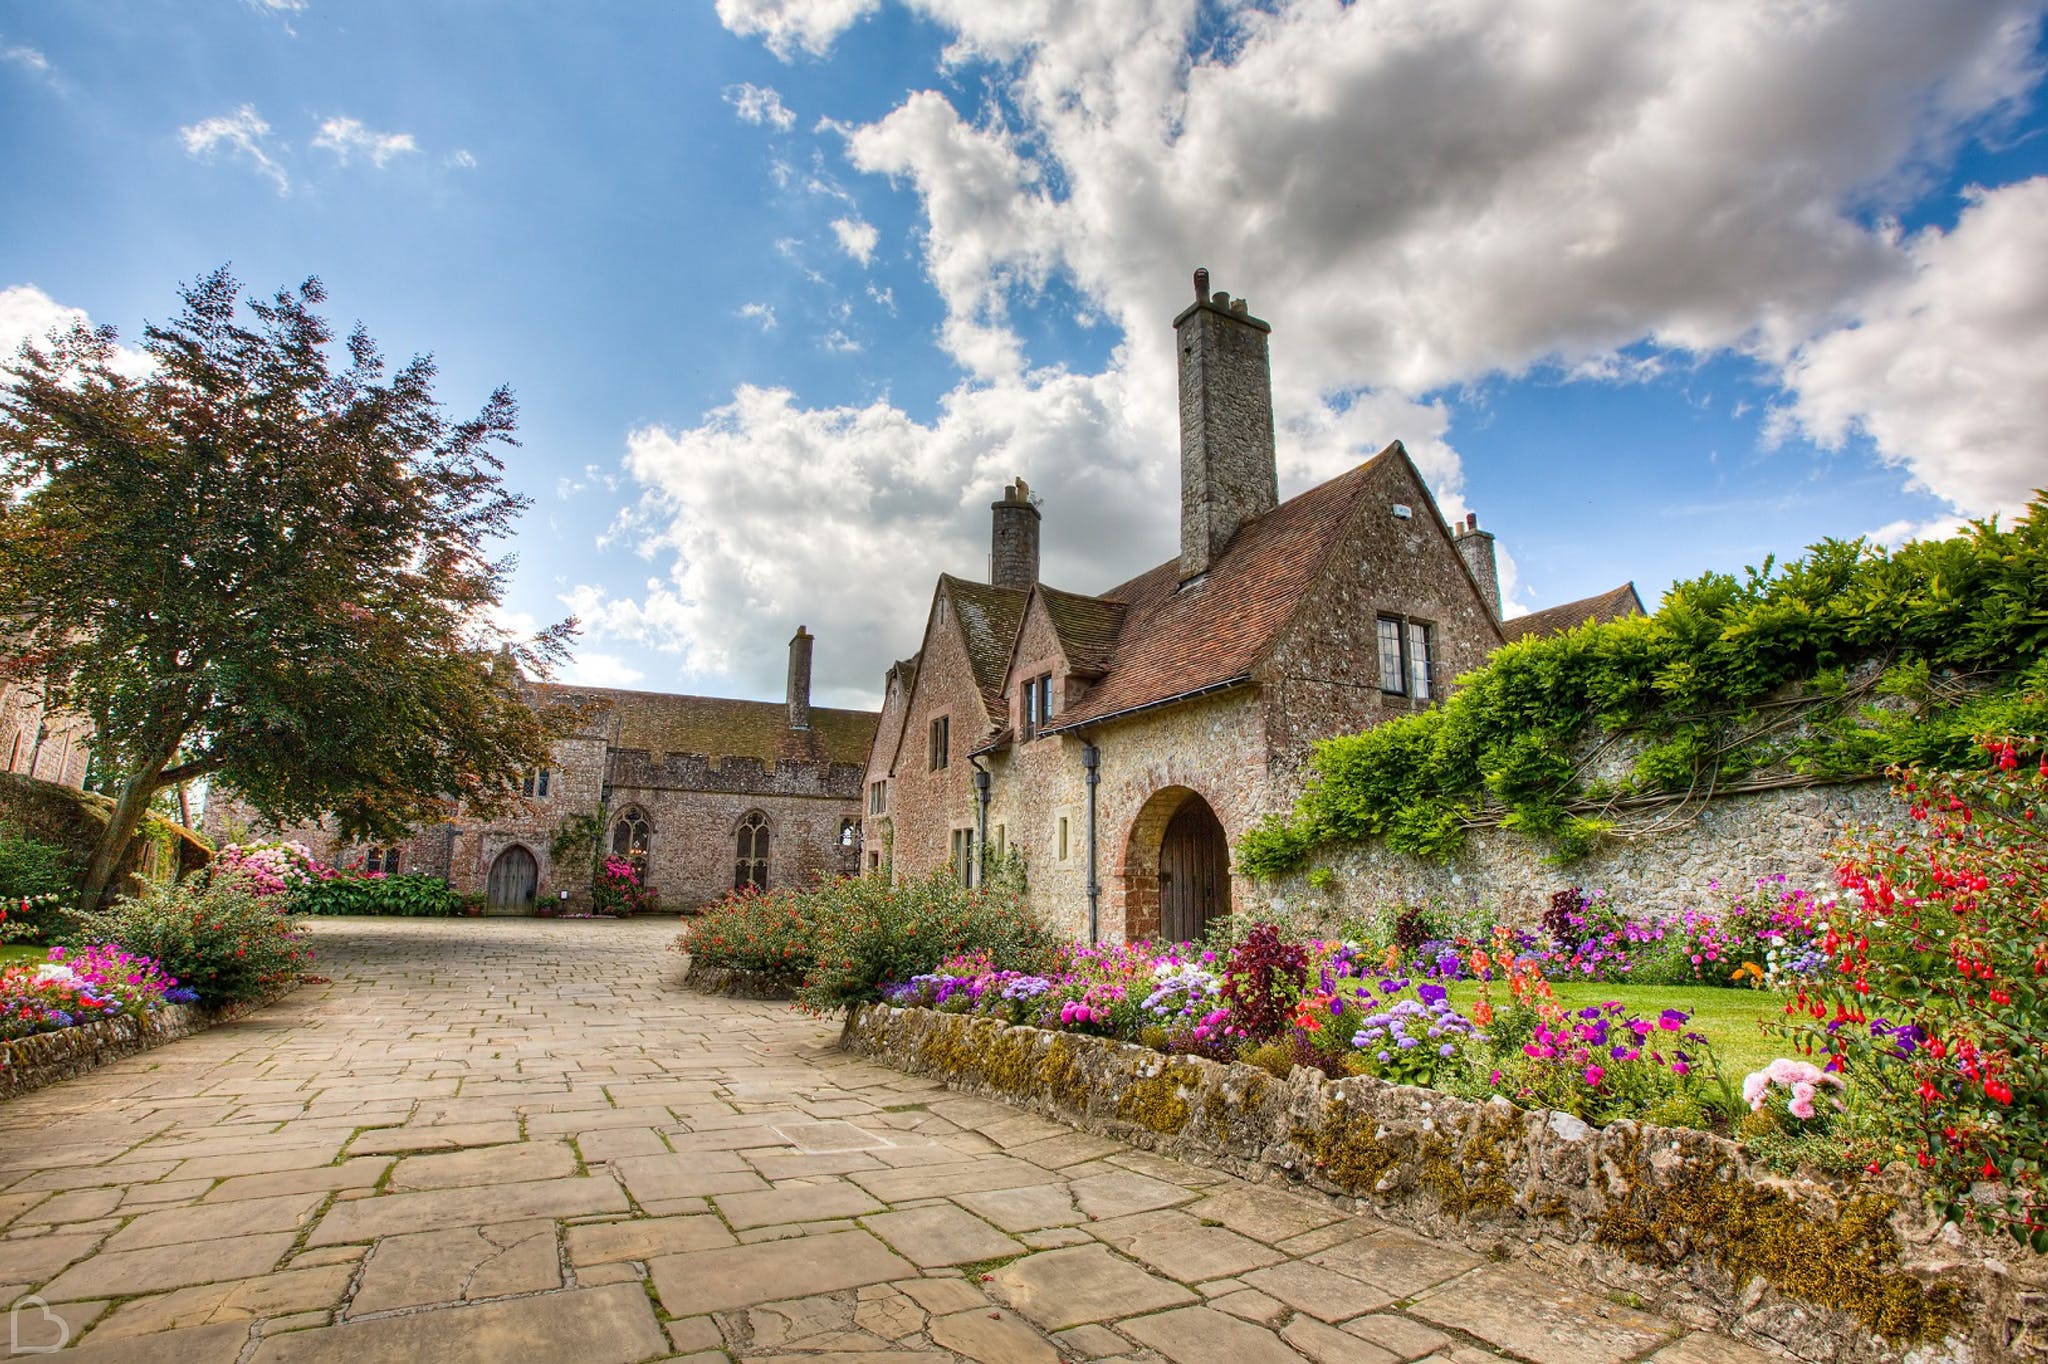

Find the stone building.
[
  {"left": 0, "top": 678, "right": 93, "bottom": 790},
  {"left": 207, "top": 629, "right": 876, "bottom": 912},
  {"left": 862, "top": 271, "right": 1636, "bottom": 943}
]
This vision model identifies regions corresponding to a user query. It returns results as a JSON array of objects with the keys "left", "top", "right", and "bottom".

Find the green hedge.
[
  {"left": 1240, "top": 497, "right": 2048, "bottom": 874},
  {"left": 289, "top": 872, "right": 463, "bottom": 916}
]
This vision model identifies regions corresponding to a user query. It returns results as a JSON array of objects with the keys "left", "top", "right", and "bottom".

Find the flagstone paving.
[{"left": 0, "top": 918, "right": 1790, "bottom": 1363}]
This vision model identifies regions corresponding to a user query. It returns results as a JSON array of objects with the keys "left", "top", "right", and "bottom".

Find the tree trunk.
[{"left": 78, "top": 740, "right": 179, "bottom": 906}]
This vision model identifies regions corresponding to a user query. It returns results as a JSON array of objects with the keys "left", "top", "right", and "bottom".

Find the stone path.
[{"left": 0, "top": 918, "right": 1783, "bottom": 1364}]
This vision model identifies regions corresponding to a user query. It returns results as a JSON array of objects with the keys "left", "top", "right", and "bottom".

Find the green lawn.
[
  {"left": 1443, "top": 979, "right": 1791, "bottom": 1081},
  {"left": 0, "top": 943, "right": 46, "bottom": 970}
]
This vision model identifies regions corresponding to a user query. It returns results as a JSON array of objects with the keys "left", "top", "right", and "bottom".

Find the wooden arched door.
[
  {"left": 487, "top": 845, "right": 538, "bottom": 911},
  {"left": 1158, "top": 797, "right": 1229, "bottom": 941}
]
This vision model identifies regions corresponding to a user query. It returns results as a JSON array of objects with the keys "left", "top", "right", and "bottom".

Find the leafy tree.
[{"left": 0, "top": 267, "right": 573, "bottom": 904}]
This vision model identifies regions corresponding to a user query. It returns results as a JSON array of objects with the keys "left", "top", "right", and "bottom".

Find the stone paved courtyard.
[{"left": 0, "top": 918, "right": 1784, "bottom": 1364}]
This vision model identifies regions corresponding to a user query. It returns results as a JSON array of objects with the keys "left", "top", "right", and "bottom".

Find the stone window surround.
[
  {"left": 1375, "top": 612, "right": 1436, "bottom": 701},
  {"left": 928, "top": 711, "right": 952, "bottom": 771},
  {"left": 1017, "top": 658, "right": 1058, "bottom": 743}
]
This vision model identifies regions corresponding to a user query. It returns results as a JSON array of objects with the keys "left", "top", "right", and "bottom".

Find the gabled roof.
[
  {"left": 940, "top": 575, "right": 1029, "bottom": 722},
  {"left": 1038, "top": 585, "right": 1127, "bottom": 677},
  {"left": 531, "top": 683, "right": 876, "bottom": 767},
  {"left": 1046, "top": 445, "right": 1407, "bottom": 732},
  {"left": 1498, "top": 582, "right": 1646, "bottom": 643}
]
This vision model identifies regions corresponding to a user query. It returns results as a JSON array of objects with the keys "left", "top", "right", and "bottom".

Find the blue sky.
[{"left": 4, "top": 1, "right": 2045, "bottom": 710}]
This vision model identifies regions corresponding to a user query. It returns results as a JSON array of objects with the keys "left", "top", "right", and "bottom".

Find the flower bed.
[
  {"left": 845, "top": 1001, "right": 2042, "bottom": 1364},
  {"left": 1, "top": 976, "right": 299, "bottom": 1100}
]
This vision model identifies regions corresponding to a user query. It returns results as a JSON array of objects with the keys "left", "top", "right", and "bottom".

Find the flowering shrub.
[
  {"left": 1785, "top": 737, "right": 2048, "bottom": 1251},
  {"left": 684, "top": 887, "right": 815, "bottom": 976},
  {"left": 0, "top": 835, "right": 80, "bottom": 941},
  {"left": 69, "top": 873, "right": 310, "bottom": 1006},
  {"left": 2, "top": 892, "right": 68, "bottom": 944},
  {"left": 0, "top": 944, "right": 195, "bottom": 1039},
  {"left": 211, "top": 842, "right": 333, "bottom": 897},
  {"left": 592, "top": 855, "right": 658, "bottom": 916}
]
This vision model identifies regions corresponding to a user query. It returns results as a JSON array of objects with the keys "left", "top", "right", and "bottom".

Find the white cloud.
[
  {"left": 820, "top": 329, "right": 863, "bottom": 353},
  {"left": 450, "top": 148, "right": 477, "bottom": 169},
  {"left": 311, "top": 116, "right": 419, "bottom": 168},
  {"left": 0, "top": 284, "right": 153, "bottom": 379},
  {"left": 1775, "top": 177, "right": 2048, "bottom": 519},
  {"left": 559, "top": 652, "right": 647, "bottom": 689},
  {"left": 2, "top": 40, "right": 49, "bottom": 73},
  {"left": 739, "top": 302, "right": 778, "bottom": 330},
  {"left": 662, "top": 0, "right": 2047, "bottom": 696},
  {"left": 712, "top": 0, "right": 878, "bottom": 60},
  {"left": 829, "top": 215, "right": 879, "bottom": 265},
  {"left": 180, "top": 104, "right": 289, "bottom": 194},
  {"left": 725, "top": 82, "right": 797, "bottom": 131}
]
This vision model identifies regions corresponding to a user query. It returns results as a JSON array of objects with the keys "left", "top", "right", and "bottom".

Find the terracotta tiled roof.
[
  {"left": 942, "top": 575, "right": 1029, "bottom": 723},
  {"left": 1048, "top": 448, "right": 1395, "bottom": 730},
  {"left": 1498, "top": 582, "right": 1646, "bottom": 644},
  {"left": 531, "top": 683, "right": 876, "bottom": 766},
  {"left": 1038, "top": 585, "right": 1127, "bottom": 677}
]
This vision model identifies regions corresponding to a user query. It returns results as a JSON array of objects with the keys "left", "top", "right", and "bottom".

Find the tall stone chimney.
[
  {"left": 786, "top": 626, "right": 813, "bottom": 731},
  {"left": 1176, "top": 268, "right": 1277, "bottom": 581},
  {"left": 989, "top": 477, "right": 1040, "bottom": 591},
  {"left": 1453, "top": 513, "right": 1501, "bottom": 620}
]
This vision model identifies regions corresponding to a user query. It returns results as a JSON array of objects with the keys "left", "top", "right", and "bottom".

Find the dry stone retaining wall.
[{"left": 843, "top": 1002, "right": 2046, "bottom": 1364}]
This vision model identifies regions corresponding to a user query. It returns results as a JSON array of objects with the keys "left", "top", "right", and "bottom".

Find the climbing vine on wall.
[{"left": 1237, "top": 495, "right": 2048, "bottom": 875}]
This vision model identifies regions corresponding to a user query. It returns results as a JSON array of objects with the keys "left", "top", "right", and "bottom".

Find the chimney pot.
[
  {"left": 1193, "top": 267, "right": 1209, "bottom": 301},
  {"left": 989, "top": 477, "right": 1041, "bottom": 591}
]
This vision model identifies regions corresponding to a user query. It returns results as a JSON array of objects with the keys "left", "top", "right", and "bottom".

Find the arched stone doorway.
[
  {"left": 1119, "top": 787, "right": 1232, "bottom": 942},
  {"left": 487, "top": 845, "right": 538, "bottom": 913}
]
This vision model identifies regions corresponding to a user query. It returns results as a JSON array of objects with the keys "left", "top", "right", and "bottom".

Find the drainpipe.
[
  {"left": 1081, "top": 740, "right": 1100, "bottom": 943},
  {"left": 970, "top": 760, "right": 991, "bottom": 889}
]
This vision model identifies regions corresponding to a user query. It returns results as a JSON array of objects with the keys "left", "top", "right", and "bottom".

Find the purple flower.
[{"left": 1417, "top": 983, "right": 1448, "bottom": 1008}]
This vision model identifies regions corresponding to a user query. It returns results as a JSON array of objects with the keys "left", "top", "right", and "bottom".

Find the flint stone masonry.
[
  {"left": 1258, "top": 778, "right": 1899, "bottom": 923},
  {"left": 843, "top": 1001, "right": 2047, "bottom": 1364}
]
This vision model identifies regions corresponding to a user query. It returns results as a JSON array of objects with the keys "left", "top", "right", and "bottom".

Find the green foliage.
[
  {"left": 0, "top": 267, "right": 576, "bottom": 903},
  {"left": 1785, "top": 737, "right": 2048, "bottom": 1252},
  {"left": 1238, "top": 502, "right": 2048, "bottom": 875},
  {"left": 792, "top": 868, "right": 1061, "bottom": 1013},
  {"left": 69, "top": 873, "right": 310, "bottom": 1005},
  {"left": 289, "top": 872, "right": 462, "bottom": 917},
  {"left": 685, "top": 889, "right": 819, "bottom": 975},
  {"left": 0, "top": 835, "right": 83, "bottom": 942}
]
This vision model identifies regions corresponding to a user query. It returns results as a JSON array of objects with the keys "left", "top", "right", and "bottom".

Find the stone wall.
[
  {"left": 845, "top": 1003, "right": 2046, "bottom": 1364},
  {"left": 0, "top": 981, "right": 296, "bottom": 1101},
  {"left": 1254, "top": 778, "right": 1900, "bottom": 925},
  {"left": 0, "top": 679, "right": 92, "bottom": 791}
]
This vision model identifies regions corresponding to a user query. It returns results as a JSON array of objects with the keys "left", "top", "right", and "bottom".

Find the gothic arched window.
[
  {"left": 734, "top": 811, "right": 770, "bottom": 892},
  {"left": 611, "top": 810, "right": 652, "bottom": 866}
]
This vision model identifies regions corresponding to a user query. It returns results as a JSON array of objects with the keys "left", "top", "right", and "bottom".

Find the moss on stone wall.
[
  {"left": 1116, "top": 1060, "right": 1200, "bottom": 1134},
  {"left": 1597, "top": 1159, "right": 1962, "bottom": 1344}
]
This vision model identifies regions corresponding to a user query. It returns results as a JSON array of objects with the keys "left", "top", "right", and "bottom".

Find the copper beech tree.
[{"left": 0, "top": 268, "right": 574, "bottom": 903}]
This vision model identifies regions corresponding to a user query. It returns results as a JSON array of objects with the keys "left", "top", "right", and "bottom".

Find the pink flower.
[
  {"left": 1787, "top": 1083, "right": 1817, "bottom": 1121},
  {"left": 1583, "top": 1065, "right": 1605, "bottom": 1088},
  {"left": 1742, "top": 1071, "right": 1770, "bottom": 1108}
]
